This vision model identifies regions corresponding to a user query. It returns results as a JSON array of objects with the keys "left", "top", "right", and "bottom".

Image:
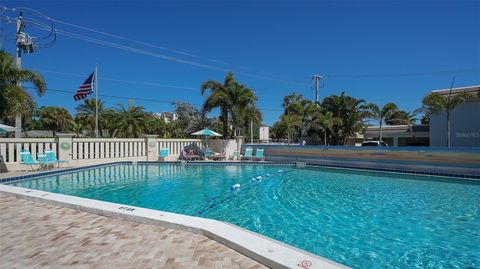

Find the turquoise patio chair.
[
  {"left": 253, "top": 148, "right": 265, "bottom": 161},
  {"left": 45, "top": 150, "right": 70, "bottom": 167},
  {"left": 230, "top": 150, "right": 241, "bottom": 160},
  {"left": 37, "top": 153, "right": 56, "bottom": 170},
  {"left": 242, "top": 147, "right": 253, "bottom": 160},
  {"left": 159, "top": 148, "right": 169, "bottom": 161},
  {"left": 19, "top": 150, "right": 40, "bottom": 171},
  {"left": 203, "top": 148, "right": 213, "bottom": 160}
]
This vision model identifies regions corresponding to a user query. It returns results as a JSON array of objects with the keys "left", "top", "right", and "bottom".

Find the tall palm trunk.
[
  {"left": 15, "top": 114, "right": 22, "bottom": 138},
  {"left": 378, "top": 121, "right": 383, "bottom": 144},
  {"left": 324, "top": 129, "right": 327, "bottom": 146},
  {"left": 447, "top": 110, "right": 451, "bottom": 148},
  {"left": 221, "top": 108, "right": 229, "bottom": 138}
]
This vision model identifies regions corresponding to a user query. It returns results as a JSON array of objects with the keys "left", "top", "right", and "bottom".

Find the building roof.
[
  {"left": 362, "top": 125, "right": 429, "bottom": 138},
  {"left": 431, "top": 85, "right": 480, "bottom": 98}
]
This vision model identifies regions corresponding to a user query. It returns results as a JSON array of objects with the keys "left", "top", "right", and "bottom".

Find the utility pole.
[
  {"left": 95, "top": 65, "right": 99, "bottom": 138},
  {"left": 14, "top": 12, "right": 24, "bottom": 138},
  {"left": 312, "top": 75, "right": 323, "bottom": 104}
]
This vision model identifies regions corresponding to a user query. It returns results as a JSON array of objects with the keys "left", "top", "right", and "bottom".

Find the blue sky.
[{"left": 2, "top": 0, "right": 479, "bottom": 125}]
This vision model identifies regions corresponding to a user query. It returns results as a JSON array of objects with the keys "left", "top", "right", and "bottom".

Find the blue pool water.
[{"left": 8, "top": 164, "right": 480, "bottom": 268}]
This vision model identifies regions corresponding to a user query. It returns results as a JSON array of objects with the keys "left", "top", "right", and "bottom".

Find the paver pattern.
[{"left": 0, "top": 194, "right": 268, "bottom": 269}]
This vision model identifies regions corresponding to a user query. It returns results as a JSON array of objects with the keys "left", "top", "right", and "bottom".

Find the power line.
[
  {"left": 35, "top": 69, "right": 199, "bottom": 91},
  {"left": 2, "top": 5, "right": 307, "bottom": 86},
  {"left": 24, "top": 86, "right": 285, "bottom": 112},
  {"left": 325, "top": 68, "right": 480, "bottom": 78}
]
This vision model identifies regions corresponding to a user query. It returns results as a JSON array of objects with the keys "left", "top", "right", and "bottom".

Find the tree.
[
  {"left": 0, "top": 50, "right": 46, "bottom": 136},
  {"left": 385, "top": 110, "right": 418, "bottom": 126},
  {"left": 321, "top": 92, "right": 370, "bottom": 145},
  {"left": 422, "top": 90, "right": 473, "bottom": 147},
  {"left": 200, "top": 72, "right": 236, "bottom": 138},
  {"left": 112, "top": 104, "right": 146, "bottom": 138},
  {"left": 174, "top": 102, "right": 206, "bottom": 136},
  {"left": 282, "top": 93, "right": 315, "bottom": 138},
  {"left": 280, "top": 114, "right": 302, "bottom": 143},
  {"left": 313, "top": 111, "right": 343, "bottom": 146},
  {"left": 270, "top": 121, "right": 287, "bottom": 140},
  {"left": 69, "top": 118, "right": 86, "bottom": 137},
  {"left": 368, "top": 103, "right": 398, "bottom": 143},
  {"left": 38, "top": 106, "right": 72, "bottom": 136},
  {"left": 75, "top": 99, "right": 108, "bottom": 137},
  {"left": 200, "top": 72, "right": 260, "bottom": 138},
  {"left": 144, "top": 113, "right": 170, "bottom": 137},
  {"left": 229, "top": 83, "right": 257, "bottom": 137}
]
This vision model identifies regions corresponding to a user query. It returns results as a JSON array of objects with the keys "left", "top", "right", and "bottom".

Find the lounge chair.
[
  {"left": 229, "top": 150, "right": 240, "bottom": 160},
  {"left": 45, "top": 150, "right": 70, "bottom": 167},
  {"left": 182, "top": 149, "right": 200, "bottom": 161},
  {"left": 159, "top": 148, "right": 169, "bottom": 161},
  {"left": 213, "top": 151, "right": 226, "bottom": 161},
  {"left": 37, "top": 153, "right": 56, "bottom": 170},
  {"left": 242, "top": 147, "right": 253, "bottom": 160},
  {"left": 253, "top": 148, "right": 265, "bottom": 161},
  {"left": 19, "top": 150, "right": 40, "bottom": 171}
]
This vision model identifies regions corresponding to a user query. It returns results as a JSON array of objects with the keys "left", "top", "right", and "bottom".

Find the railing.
[
  {"left": 0, "top": 138, "right": 57, "bottom": 164},
  {"left": 71, "top": 138, "right": 146, "bottom": 160},
  {"left": 0, "top": 137, "right": 206, "bottom": 167},
  {"left": 157, "top": 139, "right": 204, "bottom": 157}
]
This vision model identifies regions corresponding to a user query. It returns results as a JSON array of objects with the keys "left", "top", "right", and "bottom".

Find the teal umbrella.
[
  {"left": 192, "top": 128, "right": 222, "bottom": 149},
  {"left": 191, "top": 128, "right": 222, "bottom": 137}
]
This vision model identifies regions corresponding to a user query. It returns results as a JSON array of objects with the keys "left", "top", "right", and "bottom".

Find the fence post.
[
  {"left": 56, "top": 133, "right": 75, "bottom": 162},
  {"left": 144, "top": 135, "right": 159, "bottom": 161},
  {"left": 235, "top": 136, "right": 244, "bottom": 153}
]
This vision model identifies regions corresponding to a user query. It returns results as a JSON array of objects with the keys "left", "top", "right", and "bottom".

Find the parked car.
[{"left": 361, "top": 140, "right": 388, "bottom": 147}]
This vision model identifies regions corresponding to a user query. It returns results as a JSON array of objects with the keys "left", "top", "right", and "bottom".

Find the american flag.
[{"left": 73, "top": 71, "right": 95, "bottom": 101}]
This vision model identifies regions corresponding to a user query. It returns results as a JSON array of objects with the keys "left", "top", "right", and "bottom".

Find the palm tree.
[
  {"left": 38, "top": 106, "right": 73, "bottom": 136},
  {"left": 201, "top": 72, "right": 259, "bottom": 138},
  {"left": 112, "top": 104, "right": 145, "bottom": 138},
  {"left": 0, "top": 50, "right": 46, "bottom": 137},
  {"left": 321, "top": 92, "right": 370, "bottom": 145},
  {"left": 385, "top": 110, "right": 418, "bottom": 126},
  {"left": 200, "top": 72, "right": 236, "bottom": 138},
  {"left": 422, "top": 90, "right": 473, "bottom": 147},
  {"left": 313, "top": 111, "right": 343, "bottom": 146},
  {"left": 368, "top": 103, "right": 398, "bottom": 143},
  {"left": 70, "top": 118, "right": 85, "bottom": 137},
  {"left": 229, "top": 83, "right": 257, "bottom": 136},
  {"left": 280, "top": 114, "right": 302, "bottom": 143},
  {"left": 75, "top": 99, "right": 107, "bottom": 136}
]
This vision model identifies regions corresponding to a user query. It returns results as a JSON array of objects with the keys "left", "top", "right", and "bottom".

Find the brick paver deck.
[{"left": 0, "top": 194, "right": 267, "bottom": 269}]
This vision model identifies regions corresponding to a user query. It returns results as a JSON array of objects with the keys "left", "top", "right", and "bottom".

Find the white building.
[
  {"left": 429, "top": 85, "right": 480, "bottom": 147},
  {"left": 153, "top": 112, "right": 178, "bottom": 124}
]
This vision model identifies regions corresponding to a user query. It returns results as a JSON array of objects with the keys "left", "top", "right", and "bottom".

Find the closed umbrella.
[{"left": 0, "top": 124, "right": 15, "bottom": 134}]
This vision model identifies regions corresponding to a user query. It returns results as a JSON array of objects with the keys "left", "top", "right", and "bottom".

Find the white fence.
[
  {"left": 72, "top": 138, "right": 147, "bottom": 160},
  {"left": 0, "top": 138, "right": 57, "bottom": 164},
  {"left": 157, "top": 139, "right": 204, "bottom": 157},
  {"left": 0, "top": 137, "right": 204, "bottom": 166}
]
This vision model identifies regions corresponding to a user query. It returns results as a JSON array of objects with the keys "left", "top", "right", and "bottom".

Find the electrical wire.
[
  {"left": 23, "top": 86, "right": 285, "bottom": 112},
  {"left": 2, "top": 4, "right": 306, "bottom": 85},
  {"left": 34, "top": 69, "right": 199, "bottom": 91}
]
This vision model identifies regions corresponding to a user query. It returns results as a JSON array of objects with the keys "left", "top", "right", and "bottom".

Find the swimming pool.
[{"left": 7, "top": 163, "right": 480, "bottom": 268}]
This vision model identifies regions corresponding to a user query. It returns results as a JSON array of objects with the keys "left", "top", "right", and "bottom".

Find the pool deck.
[{"left": 0, "top": 194, "right": 267, "bottom": 269}]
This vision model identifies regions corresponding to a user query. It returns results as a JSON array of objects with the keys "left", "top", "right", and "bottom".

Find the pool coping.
[{"left": 0, "top": 184, "right": 348, "bottom": 269}]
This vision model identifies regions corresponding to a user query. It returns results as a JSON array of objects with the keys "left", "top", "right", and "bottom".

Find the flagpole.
[{"left": 95, "top": 65, "right": 99, "bottom": 138}]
